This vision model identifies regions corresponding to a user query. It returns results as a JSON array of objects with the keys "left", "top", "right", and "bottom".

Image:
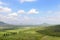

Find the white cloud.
[
  {"left": 17, "top": 10, "right": 25, "bottom": 14},
  {"left": 17, "top": 9, "right": 39, "bottom": 14},
  {"left": 0, "top": 2, "right": 4, "bottom": 5},
  {"left": 20, "top": 0, "right": 36, "bottom": 3},
  {"left": 0, "top": 14, "right": 3, "bottom": 21},
  {"left": 28, "top": 9, "right": 39, "bottom": 14},
  {"left": 0, "top": 1, "right": 7, "bottom": 5},
  {"left": 45, "top": 16, "right": 60, "bottom": 24},
  {"left": 0, "top": 6, "right": 12, "bottom": 13},
  {"left": 1, "top": 12, "right": 60, "bottom": 25},
  {"left": 0, "top": 2, "right": 3, "bottom": 5},
  {"left": 8, "top": 12, "right": 18, "bottom": 17},
  {"left": 23, "top": 16, "right": 30, "bottom": 21},
  {"left": 0, "top": 14, "right": 7, "bottom": 21},
  {"left": 54, "top": 11, "right": 60, "bottom": 14},
  {"left": 0, "top": 13, "right": 19, "bottom": 24},
  {"left": 0, "top": 6, "right": 60, "bottom": 25}
]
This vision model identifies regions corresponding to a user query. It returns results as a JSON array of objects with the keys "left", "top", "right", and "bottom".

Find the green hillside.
[
  {"left": 37, "top": 25, "right": 60, "bottom": 37},
  {"left": 0, "top": 24, "right": 60, "bottom": 40}
]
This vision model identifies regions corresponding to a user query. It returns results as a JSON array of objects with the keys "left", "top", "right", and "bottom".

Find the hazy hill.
[
  {"left": 0, "top": 22, "right": 18, "bottom": 30},
  {"left": 40, "top": 23, "right": 50, "bottom": 26},
  {"left": 0, "top": 22, "right": 7, "bottom": 25}
]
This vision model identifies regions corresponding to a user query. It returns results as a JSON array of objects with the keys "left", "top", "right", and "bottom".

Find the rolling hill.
[
  {"left": 37, "top": 25, "right": 60, "bottom": 37},
  {"left": 0, "top": 22, "right": 18, "bottom": 30}
]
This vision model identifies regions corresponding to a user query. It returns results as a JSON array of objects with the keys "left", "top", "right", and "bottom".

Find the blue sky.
[{"left": 0, "top": 0, "right": 60, "bottom": 25}]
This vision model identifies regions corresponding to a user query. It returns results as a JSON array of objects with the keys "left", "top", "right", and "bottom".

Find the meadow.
[{"left": 0, "top": 25, "right": 60, "bottom": 40}]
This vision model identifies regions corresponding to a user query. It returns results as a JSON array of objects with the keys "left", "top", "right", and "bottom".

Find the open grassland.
[{"left": 0, "top": 26, "right": 60, "bottom": 40}]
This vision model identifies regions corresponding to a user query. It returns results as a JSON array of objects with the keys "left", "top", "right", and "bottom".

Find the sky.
[{"left": 0, "top": 0, "right": 60, "bottom": 25}]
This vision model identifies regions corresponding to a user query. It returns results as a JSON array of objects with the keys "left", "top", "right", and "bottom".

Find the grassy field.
[{"left": 0, "top": 26, "right": 60, "bottom": 40}]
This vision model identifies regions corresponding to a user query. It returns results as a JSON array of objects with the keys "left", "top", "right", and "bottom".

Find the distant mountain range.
[
  {"left": 0, "top": 21, "right": 51, "bottom": 26},
  {"left": 0, "top": 21, "right": 19, "bottom": 30}
]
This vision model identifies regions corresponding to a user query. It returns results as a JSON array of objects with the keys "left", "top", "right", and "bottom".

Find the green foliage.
[
  {"left": 0, "top": 25, "right": 60, "bottom": 40},
  {"left": 37, "top": 25, "right": 60, "bottom": 37}
]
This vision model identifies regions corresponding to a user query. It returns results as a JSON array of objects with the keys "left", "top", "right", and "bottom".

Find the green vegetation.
[
  {"left": 0, "top": 24, "right": 60, "bottom": 40},
  {"left": 37, "top": 25, "right": 60, "bottom": 37}
]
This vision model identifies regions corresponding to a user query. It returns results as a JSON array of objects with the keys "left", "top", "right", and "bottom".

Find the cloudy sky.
[{"left": 0, "top": 0, "right": 60, "bottom": 25}]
